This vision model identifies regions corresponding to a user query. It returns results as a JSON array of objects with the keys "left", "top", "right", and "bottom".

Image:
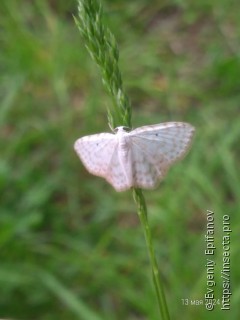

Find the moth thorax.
[{"left": 119, "top": 135, "right": 130, "bottom": 157}]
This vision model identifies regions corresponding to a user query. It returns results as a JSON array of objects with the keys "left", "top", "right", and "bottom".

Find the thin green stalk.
[
  {"left": 133, "top": 189, "right": 170, "bottom": 320},
  {"left": 75, "top": 1, "right": 170, "bottom": 319}
]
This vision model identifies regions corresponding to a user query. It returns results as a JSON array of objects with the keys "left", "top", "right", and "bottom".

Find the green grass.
[{"left": 1, "top": 0, "right": 239, "bottom": 319}]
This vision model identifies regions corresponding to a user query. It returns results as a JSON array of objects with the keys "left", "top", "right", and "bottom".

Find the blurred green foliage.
[{"left": 0, "top": 0, "right": 239, "bottom": 319}]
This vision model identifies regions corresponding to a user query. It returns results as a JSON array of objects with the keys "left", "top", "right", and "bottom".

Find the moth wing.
[
  {"left": 74, "top": 133, "right": 131, "bottom": 191},
  {"left": 129, "top": 122, "right": 195, "bottom": 188}
]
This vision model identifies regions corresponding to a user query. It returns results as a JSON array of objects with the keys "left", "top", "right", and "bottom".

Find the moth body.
[
  {"left": 74, "top": 122, "right": 195, "bottom": 192},
  {"left": 117, "top": 127, "right": 133, "bottom": 187}
]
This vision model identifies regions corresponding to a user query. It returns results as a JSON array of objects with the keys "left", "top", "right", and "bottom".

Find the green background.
[{"left": 1, "top": 0, "right": 239, "bottom": 319}]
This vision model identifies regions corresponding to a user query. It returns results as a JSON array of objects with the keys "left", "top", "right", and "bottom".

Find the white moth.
[{"left": 74, "top": 122, "right": 195, "bottom": 192}]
